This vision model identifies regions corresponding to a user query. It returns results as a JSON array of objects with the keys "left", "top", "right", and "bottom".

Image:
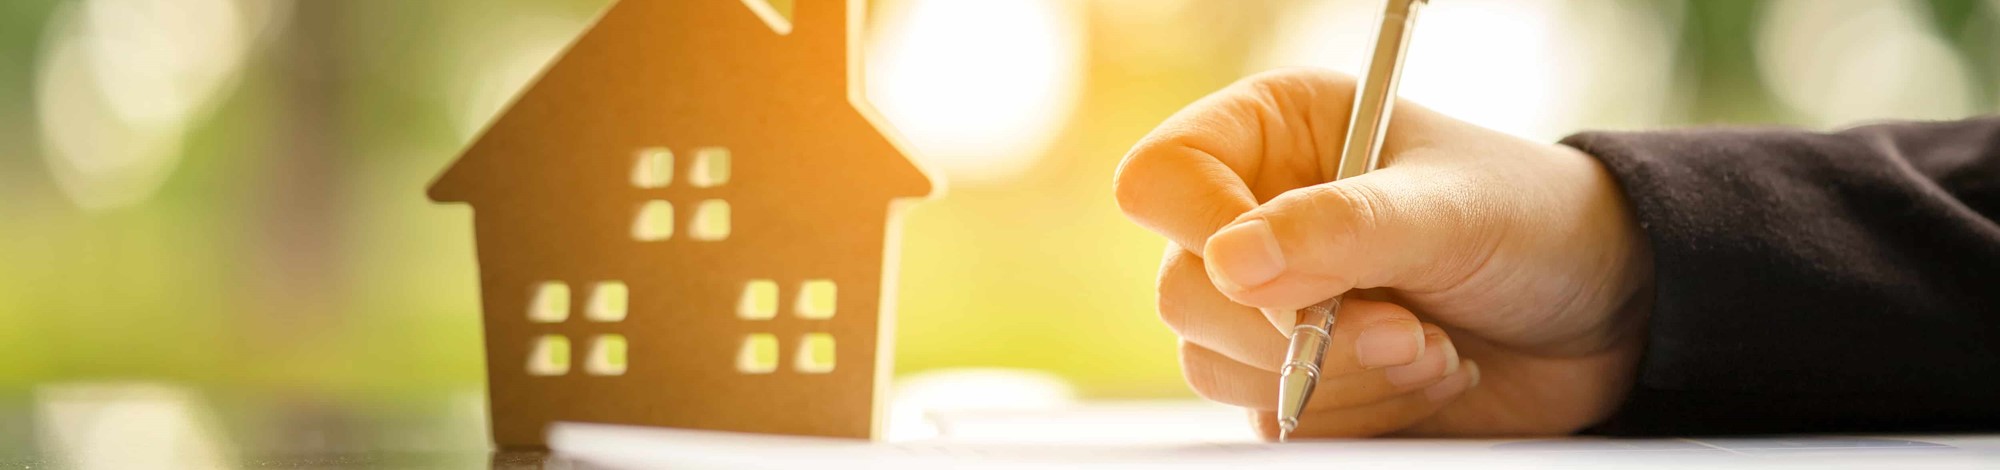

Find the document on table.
[{"left": 549, "top": 401, "right": 2000, "bottom": 469}]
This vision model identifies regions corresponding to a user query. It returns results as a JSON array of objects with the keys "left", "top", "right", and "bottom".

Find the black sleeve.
[{"left": 1559, "top": 116, "right": 2000, "bottom": 435}]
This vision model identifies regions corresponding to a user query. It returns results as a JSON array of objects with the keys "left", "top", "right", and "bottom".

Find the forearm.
[{"left": 1562, "top": 118, "right": 2000, "bottom": 435}]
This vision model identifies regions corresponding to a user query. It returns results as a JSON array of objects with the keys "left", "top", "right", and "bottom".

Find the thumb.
[{"left": 1199, "top": 167, "right": 1490, "bottom": 328}]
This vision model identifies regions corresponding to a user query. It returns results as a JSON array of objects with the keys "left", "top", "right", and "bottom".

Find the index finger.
[{"left": 1112, "top": 69, "right": 1355, "bottom": 254}]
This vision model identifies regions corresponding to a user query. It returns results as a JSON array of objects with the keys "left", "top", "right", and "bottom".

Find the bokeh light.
[
  {"left": 1757, "top": 0, "right": 1978, "bottom": 127},
  {"left": 865, "top": 0, "right": 1086, "bottom": 186},
  {"left": 34, "top": 0, "right": 278, "bottom": 210},
  {"left": 36, "top": 383, "right": 233, "bottom": 469},
  {"left": 885, "top": 368, "right": 1076, "bottom": 441}
]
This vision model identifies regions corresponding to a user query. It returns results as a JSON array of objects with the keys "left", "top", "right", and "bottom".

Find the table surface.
[{"left": 5, "top": 450, "right": 581, "bottom": 469}]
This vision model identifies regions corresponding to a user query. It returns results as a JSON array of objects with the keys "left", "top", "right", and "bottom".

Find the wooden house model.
[{"left": 427, "top": 0, "right": 933, "bottom": 447}]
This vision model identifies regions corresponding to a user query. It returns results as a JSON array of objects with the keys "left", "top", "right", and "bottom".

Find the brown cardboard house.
[{"left": 427, "top": 0, "right": 933, "bottom": 448}]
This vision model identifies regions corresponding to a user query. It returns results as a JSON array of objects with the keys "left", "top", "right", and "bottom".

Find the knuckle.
[
  {"left": 1110, "top": 145, "right": 1159, "bottom": 219},
  {"left": 1317, "top": 183, "right": 1389, "bottom": 236},
  {"left": 1293, "top": 184, "right": 1385, "bottom": 249},
  {"left": 1237, "top": 67, "right": 1356, "bottom": 95},
  {"left": 1113, "top": 134, "right": 1200, "bottom": 221}
]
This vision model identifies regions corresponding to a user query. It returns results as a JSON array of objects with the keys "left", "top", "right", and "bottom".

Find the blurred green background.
[{"left": 1, "top": 0, "right": 1996, "bottom": 457}]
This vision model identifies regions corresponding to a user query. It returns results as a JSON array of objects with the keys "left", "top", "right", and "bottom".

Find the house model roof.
[{"left": 428, "top": 0, "right": 935, "bottom": 204}]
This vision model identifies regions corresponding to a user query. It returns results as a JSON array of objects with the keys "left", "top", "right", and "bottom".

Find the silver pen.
[{"left": 1277, "top": 0, "right": 1427, "bottom": 442}]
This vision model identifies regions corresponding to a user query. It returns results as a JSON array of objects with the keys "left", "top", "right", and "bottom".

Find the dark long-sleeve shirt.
[{"left": 1560, "top": 117, "right": 2000, "bottom": 435}]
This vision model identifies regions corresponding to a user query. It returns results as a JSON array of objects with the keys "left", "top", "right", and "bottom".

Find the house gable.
[{"left": 426, "top": 0, "right": 936, "bottom": 206}]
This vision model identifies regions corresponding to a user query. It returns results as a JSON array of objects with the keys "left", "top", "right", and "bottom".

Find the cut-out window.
[
  {"left": 738, "top": 279, "right": 778, "bottom": 320},
  {"left": 738, "top": 0, "right": 794, "bottom": 35},
  {"left": 691, "top": 200, "right": 731, "bottom": 241},
  {"left": 795, "top": 333, "right": 835, "bottom": 373},
  {"left": 586, "top": 335, "right": 628, "bottom": 376},
  {"left": 691, "top": 147, "right": 731, "bottom": 188},
  {"left": 737, "top": 334, "right": 778, "bottom": 374},
  {"left": 633, "top": 148, "right": 673, "bottom": 189},
  {"left": 527, "top": 335, "right": 571, "bottom": 376},
  {"left": 796, "top": 280, "right": 836, "bottom": 319},
  {"left": 587, "top": 281, "right": 627, "bottom": 322},
  {"left": 633, "top": 200, "right": 674, "bottom": 241},
  {"left": 528, "top": 282, "right": 569, "bottom": 323}
]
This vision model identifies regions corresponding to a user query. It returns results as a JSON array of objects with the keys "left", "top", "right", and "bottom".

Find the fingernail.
[
  {"left": 1205, "top": 220, "right": 1285, "bottom": 291},
  {"left": 1382, "top": 362, "right": 1433, "bottom": 388},
  {"left": 1424, "top": 362, "right": 1475, "bottom": 402},
  {"left": 1354, "top": 324, "right": 1422, "bottom": 368},
  {"left": 1383, "top": 336, "right": 1457, "bottom": 387},
  {"left": 1383, "top": 358, "right": 1434, "bottom": 388},
  {"left": 1465, "top": 360, "right": 1482, "bottom": 388},
  {"left": 1438, "top": 336, "right": 1460, "bottom": 376}
]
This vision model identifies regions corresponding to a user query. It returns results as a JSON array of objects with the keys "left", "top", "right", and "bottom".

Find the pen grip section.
[{"left": 1283, "top": 297, "right": 1340, "bottom": 378}]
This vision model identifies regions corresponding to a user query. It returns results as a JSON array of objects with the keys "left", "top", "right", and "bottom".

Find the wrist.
[{"left": 1569, "top": 142, "right": 1655, "bottom": 431}]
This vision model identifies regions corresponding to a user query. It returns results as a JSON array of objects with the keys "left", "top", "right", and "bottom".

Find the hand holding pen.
[{"left": 1113, "top": 3, "right": 1654, "bottom": 440}]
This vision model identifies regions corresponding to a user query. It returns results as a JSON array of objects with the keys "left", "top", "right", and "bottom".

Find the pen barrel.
[
  {"left": 1284, "top": 0, "right": 1423, "bottom": 439},
  {"left": 1328, "top": 0, "right": 1426, "bottom": 182}
]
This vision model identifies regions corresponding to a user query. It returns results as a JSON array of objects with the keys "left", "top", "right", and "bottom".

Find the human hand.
[{"left": 1114, "top": 68, "right": 1654, "bottom": 439}]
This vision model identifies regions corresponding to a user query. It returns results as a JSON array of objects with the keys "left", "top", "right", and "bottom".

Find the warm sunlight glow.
[
  {"left": 1400, "top": 0, "right": 1563, "bottom": 139},
  {"left": 1260, "top": 0, "right": 1563, "bottom": 139},
  {"left": 865, "top": 0, "right": 1085, "bottom": 186},
  {"left": 1256, "top": 0, "right": 1676, "bottom": 140}
]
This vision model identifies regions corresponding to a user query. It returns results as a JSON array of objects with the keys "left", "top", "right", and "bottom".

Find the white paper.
[{"left": 550, "top": 401, "right": 2000, "bottom": 469}]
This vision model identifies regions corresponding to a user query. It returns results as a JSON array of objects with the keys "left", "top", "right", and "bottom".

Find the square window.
[
  {"left": 737, "top": 334, "right": 778, "bottom": 374},
  {"left": 528, "top": 282, "right": 569, "bottom": 323},
  {"left": 633, "top": 200, "right": 674, "bottom": 241},
  {"left": 587, "top": 281, "right": 627, "bottom": 322},
  {"left": 527, "top": 335, "right": 570, "bottom": 376},
  {"left": 586, "top": 335, "right": 628, "bottom": 376},
  {"left": 691, "top": 199, "right": 731, "bottom": 241},
  {"left": 632, "top": 148, "right": 673, "bottom": 188},
  {"left": 796, "top": 280, "right": 836, "bottom": 319},
  {"left": 691, "top": 147, "right": 731, "bottom": 187},
  {"left": 738, "top": 279, "right": 778, "bottom": 320},
  {"left": 795, "top": 333, "right": 835, "bottom": 373}
]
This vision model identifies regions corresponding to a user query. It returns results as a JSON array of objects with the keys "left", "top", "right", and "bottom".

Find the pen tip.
[{"left": 1278, "top": 427, "right": 1291, "bottom": 443}]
